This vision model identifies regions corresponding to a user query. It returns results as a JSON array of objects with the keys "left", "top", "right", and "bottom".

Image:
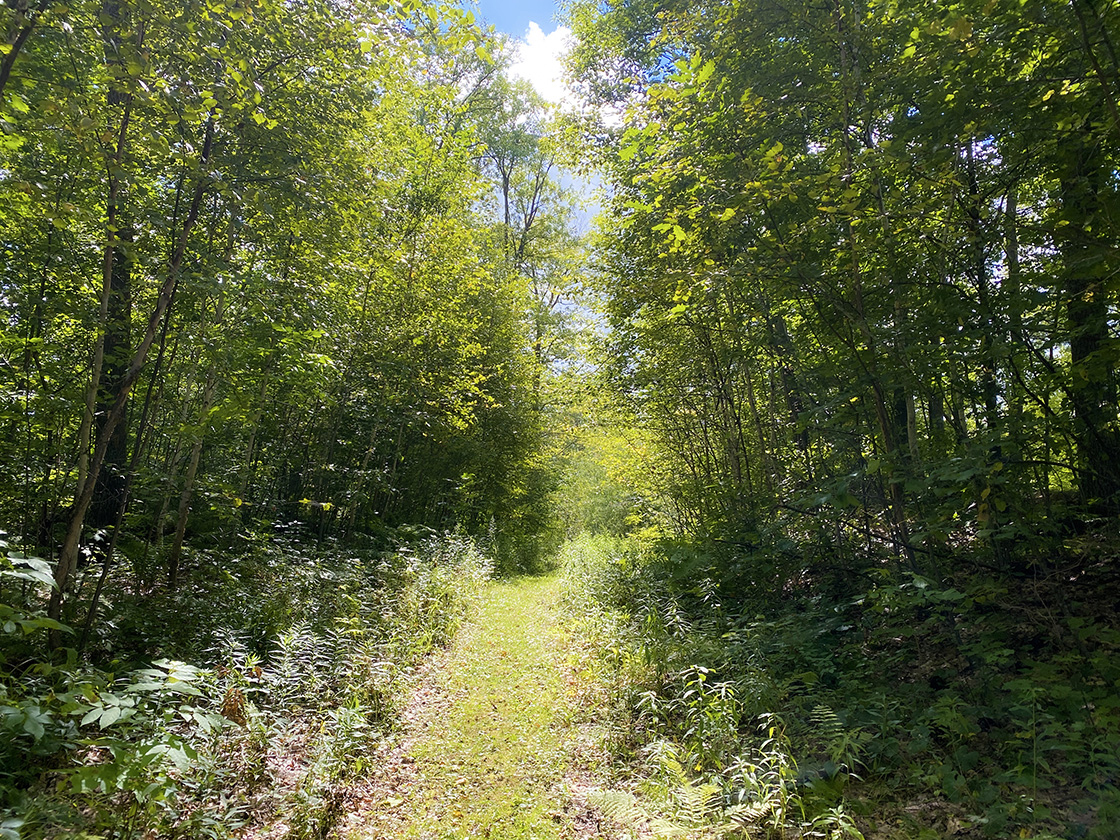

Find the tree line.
[
  {"left": 0, "top": 0, "right": 577, "bottom": 642},
  {"left": 567, "top": 0, "right": 1120, "bottom": 583},
  {"left": 555, "top": 2, "right": 1119, "bottom": 833}
]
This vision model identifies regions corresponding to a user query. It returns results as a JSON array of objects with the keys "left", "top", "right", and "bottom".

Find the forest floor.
[{"left": 334, "top": 574, "right": 629, "bottom": 840}]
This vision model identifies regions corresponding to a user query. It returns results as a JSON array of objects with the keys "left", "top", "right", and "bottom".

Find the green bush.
[
  {"left": 0, "top": 528, "right": 493, "bottom": 839},
  {"left": 560, "top": 531, "right": 1120, "bottom": 839}
]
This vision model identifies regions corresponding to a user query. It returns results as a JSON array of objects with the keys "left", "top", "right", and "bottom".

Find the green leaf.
[
  {"left": 17, "top": 616, "right": 66, "bottom": 634},
  {"left": 1, "top": 817, "right": 25, "bottom": 840},
  {"left": 2, "top": 554, "right": 57, "bottom": 588},
  {"left": 23, "top": 716, "right": 45, "bottom": 740}
]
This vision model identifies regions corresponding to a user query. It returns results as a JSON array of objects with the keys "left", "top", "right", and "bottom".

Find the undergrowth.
[
  {"left": 0, "top": 529, "right": 492, "bottom": 839},
  {"left": 561, "top": 533, "right": 1120, "bottom": 840}
]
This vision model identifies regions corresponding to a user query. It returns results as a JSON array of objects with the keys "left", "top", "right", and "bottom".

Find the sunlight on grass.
[{"left": 375, "top": 575, "right": 577, "bottom": 840}]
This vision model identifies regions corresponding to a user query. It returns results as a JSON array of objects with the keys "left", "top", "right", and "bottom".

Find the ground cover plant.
[
  {"left": 0, "top": 530, "right": 492, "bottom": 839},
  {"left": 559, "top": 533, "right": 1120, "bottom": 839}
]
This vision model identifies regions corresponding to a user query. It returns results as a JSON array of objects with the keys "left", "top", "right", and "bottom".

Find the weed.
[
  {"left": 561, "top": 532, "right": 1120, "bottom": 839},
  {"left": 0, "top": 529, "right": 493, "bottom": 839}
]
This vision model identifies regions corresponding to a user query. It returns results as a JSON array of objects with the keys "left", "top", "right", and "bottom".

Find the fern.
[
  {"left": 810, "top": 705, "right": 845, "bottom": 749},
  {"left": 672, "top": 777, "right": 724, "bottom": 826},
  {"left": 593, "top": 746, "right": 750, "bottom": 839},
  {"left": 591, "top": 788, "right": 647, "bottom": 825},
  {"left": 809, "top": 704, "right": 869, "bottom": 776}
]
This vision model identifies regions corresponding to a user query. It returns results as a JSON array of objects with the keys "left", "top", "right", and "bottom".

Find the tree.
[
  {"left": 565, "top": 0, "right": 1120, "bottom": 588},
  {"left": 0, "top": 0, "right": 573, "bottom": 638}
]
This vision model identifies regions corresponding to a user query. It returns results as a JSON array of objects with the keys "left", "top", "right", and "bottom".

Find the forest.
[{"left": 0, "top": 0, "right": 1118, "bottom": 837}]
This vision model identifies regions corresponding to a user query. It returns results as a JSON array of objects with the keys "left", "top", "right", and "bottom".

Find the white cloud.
[
  {"left": 509, "top": 22, "right": 573, "bottom": 107},
  {"left": 507, "top": 22, "right": 605, "bottom": 223}
]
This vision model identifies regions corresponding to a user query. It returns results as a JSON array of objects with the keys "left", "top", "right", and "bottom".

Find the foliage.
[
  {"left": 0, "top": 0, "right": 577, "bottom": 633},
  {"left": 562, "top": 534, "right": 1120, "bottom": 838},
  {"left": 0, "top": 529, "right": 492, "bottom": 838},
  {"left": 560, "top": 0, "right": 1120, "bottom": 832},
  {"left": 0, "top": 0, "right": 585, "bottom": 828},
  {"left": 565, "top": 0, "right": 1120, "bottom": 573}
]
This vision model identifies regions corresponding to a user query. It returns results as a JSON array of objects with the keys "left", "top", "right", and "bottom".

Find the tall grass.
[
  {"left": 560, "top": 533, "right": 865, "bottom": 839},
  {"left": 0, "top": 530, "right": 492, "bottom": 839}
]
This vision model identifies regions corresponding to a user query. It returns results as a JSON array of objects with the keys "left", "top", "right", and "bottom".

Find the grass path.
[{"left": 340, "top": 573, "right": 615, "bottom": 840}]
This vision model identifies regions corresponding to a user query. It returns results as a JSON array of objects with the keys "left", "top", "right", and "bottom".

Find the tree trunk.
[
  {"left": 49, "top": 117, "right": 216, "bottom": 632},
  {"left": 89, "top": 224, "right": 133, "bottom": 529},
  {"left": 1059, "top": 119, "right": 1120, "bottom": 507}
]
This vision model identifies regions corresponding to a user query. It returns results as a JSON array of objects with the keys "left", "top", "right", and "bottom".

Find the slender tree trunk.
[
  {"left": 146, "top": 341, "right": 195, "bottom": 560},
  {"left": 49, "top": 116, "right": 216, "bottom": 632},
  {"left": 1059, "top": 118, "right": 1120, "bottom": 507},
  {"left": 78, "top": 279, "right": 176, "bottom": 647},
  {"left": 928, "top": 389, "right": 945, "bottom": 450},
  {"left": 346, "top": 422, "right": 379, "bottom": 538},
  {"left": 0, "top": 0, "right": 49, "bottom": 102},
  {"left": 742, "top": 364, "right": 773, "bottom": 495},
  {"left": 167, "top": 389, "right": 210, "bottom": 590},
  {"left": 1004, "top": 190, "right": 1024, "bottom": 419},
  {"left": 168, "top": 225, "right": 230, "bottom": 588},
  {"left": 237, "top": 369, "right": 272, "bottom": 501},
  {"left": 76, "top": 98, "right": 133, "bottom": 500},
  {"left": 89, "top": 222, "right": 133, "bottom": 529},
  {"left": 964, "top": 143, "right": 1000, "bottom": 441},
  {"left": 833, "top": 0, "right": 913, "bottom": 567},
  {"left": 1071, "top": 0, "right": 1120, "bottom": 144}
]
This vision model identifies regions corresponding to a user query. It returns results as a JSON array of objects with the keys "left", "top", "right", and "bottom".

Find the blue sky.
[{"left": 473, "top": 0, "right": 563, "bottom": 37}]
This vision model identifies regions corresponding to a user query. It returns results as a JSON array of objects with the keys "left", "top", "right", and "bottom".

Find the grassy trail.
[{"left": 344, "top": 573, "right": 610, "bottom": 840}]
